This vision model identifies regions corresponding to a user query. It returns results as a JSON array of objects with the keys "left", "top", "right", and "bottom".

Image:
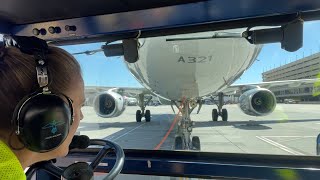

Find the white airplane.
[{"left": 75, "top": 29, "right": 319, "bottom": 150}]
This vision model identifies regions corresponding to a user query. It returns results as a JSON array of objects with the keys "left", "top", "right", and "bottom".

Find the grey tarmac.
[{"left": 78, "top": 104, "right": 320, "bottom": 155}]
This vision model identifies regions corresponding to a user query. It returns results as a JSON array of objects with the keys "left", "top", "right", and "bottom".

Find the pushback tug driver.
[{"left": 0, "top": 36, "right": 85, "bottom": 180}]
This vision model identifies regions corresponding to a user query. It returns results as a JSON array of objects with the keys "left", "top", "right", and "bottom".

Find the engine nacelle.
[
  {"left": 239, "top": 88, "right": 276, "bottom": 116},
  {"left": 93, "top": 91, "right": 126, "bottom": 118}
]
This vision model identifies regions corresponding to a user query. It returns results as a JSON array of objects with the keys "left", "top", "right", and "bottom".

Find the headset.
[{"left": 6, "top": 36, "right": 74, "bottom": 152}]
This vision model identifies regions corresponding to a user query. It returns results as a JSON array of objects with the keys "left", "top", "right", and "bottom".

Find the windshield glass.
[{"left": 61, "top": 20, "right": 320, "bottom": 156}]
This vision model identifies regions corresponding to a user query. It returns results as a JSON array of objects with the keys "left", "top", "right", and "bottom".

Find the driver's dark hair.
[{"left": 0, "top": 46, "right": 81, "bottom": 134}]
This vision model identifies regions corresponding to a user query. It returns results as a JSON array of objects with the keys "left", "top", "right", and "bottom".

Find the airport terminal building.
[{"left": 262, "top": 52, "right": 320, "bottom": 102}]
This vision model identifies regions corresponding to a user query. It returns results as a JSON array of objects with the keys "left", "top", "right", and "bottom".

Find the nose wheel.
[
  {"left": 174, "top": 136, "right": 201, "bottom": 150},
  {"left": 192, "top": 136, "right": 201, "bottom": 150},
  {"left": 174, "top": 136, "right": 183, "bottom": 150}
]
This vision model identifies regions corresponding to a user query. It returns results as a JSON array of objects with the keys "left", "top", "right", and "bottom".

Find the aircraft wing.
[
  {"left": 85, "top": 86, "right": 152, "bottom": 97},
  {"left": 220, "top": 78, "right": 320, "bottom": 95},
  {"left": 111, "top": 87, "right": 152, "bottom": 97}
]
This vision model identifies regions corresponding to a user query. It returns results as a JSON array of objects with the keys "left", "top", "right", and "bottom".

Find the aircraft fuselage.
[{"left": 126, "top": 31, "right": 261, "bottom": 101}]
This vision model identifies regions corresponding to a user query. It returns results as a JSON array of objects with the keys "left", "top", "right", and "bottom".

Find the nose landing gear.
[{"left": 174, "top": 100, "right": 201, "bottom": 151}]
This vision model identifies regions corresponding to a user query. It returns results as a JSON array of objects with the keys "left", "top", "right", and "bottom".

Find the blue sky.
[
  {"left": 62, "top": 21, "right": 320, "bottom": 87},
  {"left": 63, "top": 43, "right": 141, "bottom": 87}
]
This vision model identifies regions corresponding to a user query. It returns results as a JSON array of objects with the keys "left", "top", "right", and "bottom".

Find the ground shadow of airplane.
[
  {"left": 78, "top": 114, "right": 320, "bottom": 136},
  {"left": 194, "top": 118, "right": 320, "bottom": 130}
]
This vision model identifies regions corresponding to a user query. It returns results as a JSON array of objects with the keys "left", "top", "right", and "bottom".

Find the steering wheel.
[
  {"left": 62, "top": 139, "right": 125, "bottom": 180},
  {"left": 26, "top": 139, "right": 125, "bottom": 180}
]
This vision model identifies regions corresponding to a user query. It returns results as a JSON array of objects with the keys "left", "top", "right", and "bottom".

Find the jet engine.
[
  {"left": 239, "top": 88, "right": 276, "bottom": 116},
  {"left": 93, "top": 91, "right": 126, "bottom": 118}
]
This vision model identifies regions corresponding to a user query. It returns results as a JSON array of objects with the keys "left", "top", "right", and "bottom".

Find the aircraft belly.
[{"left": 126, "top": 33, "right": 258, "bottom": 100}]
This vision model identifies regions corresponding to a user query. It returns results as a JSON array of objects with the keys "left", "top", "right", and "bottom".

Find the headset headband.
[{"left": 6, "top": 35, "right": 49, "bottom": 89}]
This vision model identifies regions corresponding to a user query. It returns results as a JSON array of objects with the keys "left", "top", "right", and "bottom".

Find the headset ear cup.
[
  {"left": 12, "top": 93, "right": 37, "bottom": 132},
  {"left": 16, "top": 93, "right": 72, "bottom": 152}
]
